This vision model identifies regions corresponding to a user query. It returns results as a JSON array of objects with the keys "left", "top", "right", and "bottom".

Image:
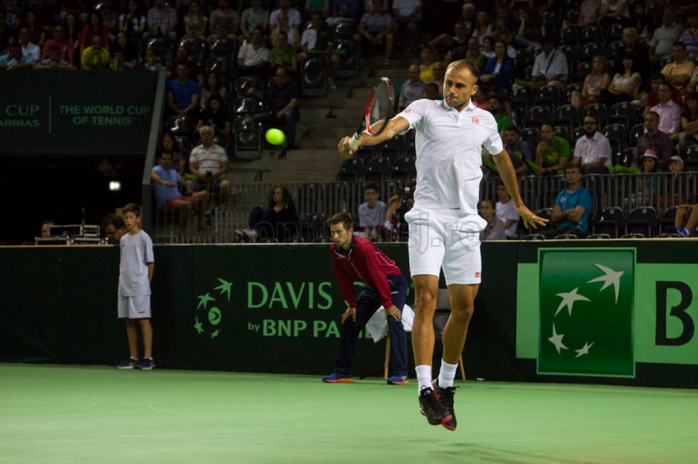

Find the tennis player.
[{"left": 338, "top": 60, "right": 547, "bottom": 430}]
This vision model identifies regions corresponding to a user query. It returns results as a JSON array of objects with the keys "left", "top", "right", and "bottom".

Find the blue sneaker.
[
  {"left": 138, "top": 358, "right": 155, "bottom": 370},
  {"left": 677, "top": 227, "right": 690, "bottom": 237},
  {"left": 387, "top": 375, "right": 409, "bottom": 385},
  {"left": 116, "top": 357, "right": 139, "bottom": 369},
  {"left": 322, "top": 372, "right": 354, "bottom": 383}
]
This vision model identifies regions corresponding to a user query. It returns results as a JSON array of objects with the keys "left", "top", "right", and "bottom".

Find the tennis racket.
[{"left": 348, "top": 77, "right": 395, "bottom": 149}]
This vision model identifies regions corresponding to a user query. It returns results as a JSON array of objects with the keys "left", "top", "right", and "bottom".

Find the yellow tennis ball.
[{"left": 265, "top": 128, "right": 286, "bottom": 145}]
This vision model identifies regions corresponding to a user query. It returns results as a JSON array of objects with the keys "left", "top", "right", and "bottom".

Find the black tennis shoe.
[
  {"left": 433, "top": 380, "right": 459, "bottom": 431},
  {"left": 419, "top": 387, "right": 452, "bottom": 427}
]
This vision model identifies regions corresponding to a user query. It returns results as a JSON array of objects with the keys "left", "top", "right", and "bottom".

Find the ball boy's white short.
[
  {"left": 118, "top": 295, "right": 151, "bottom": 319},
  {"left": 404, "top": 208, "right": 485, "bottom": 285}
]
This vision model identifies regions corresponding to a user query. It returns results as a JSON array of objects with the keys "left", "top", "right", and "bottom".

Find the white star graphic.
[
  {"left": 575, "top": 342, "right": 595, "bottom": 358},
  {"left": 555, "top": 287, "right": 591, "bottom": 316},
  {"left": 587, "top": 263, "right": 624, "bottom": 304},
  {"left": 548, "top": 323, "right": 568, "bottom": 354}
]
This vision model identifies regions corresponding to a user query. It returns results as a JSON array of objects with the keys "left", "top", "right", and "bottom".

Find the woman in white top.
[
  {"left": 571, "top": 54, "right": 611, "bottom": 107},
  {"left": 600, "top": 52, "right": 641, "bottom": 107},
  {"left": 598, "top": 0, "right": 630, "bottom": 31},
  {"left": 472, "top": 11, "right": 494, "bottom": 45},
  {"left": 184, "top": 0, "right": 208, "bottom": 40}
]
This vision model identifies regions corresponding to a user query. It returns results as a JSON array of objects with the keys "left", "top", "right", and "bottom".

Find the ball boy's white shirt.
[{"left": 397, "top": 98, "right": 503, "bottom": 217}]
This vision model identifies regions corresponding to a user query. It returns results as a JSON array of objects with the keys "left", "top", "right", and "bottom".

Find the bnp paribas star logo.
[
  {"left": 193, "top": 278, "right": 233, "bottom": 339},
  {"left": 538, "top": 249, "right": 635, "bottom": 377}
]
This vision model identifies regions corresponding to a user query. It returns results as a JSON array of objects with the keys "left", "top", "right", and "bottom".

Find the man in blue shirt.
[
  {"left": 543, "top": 163, "right": 592, "bottom": 238},
  {"left": 166, "top": 62, "right": 200, "bottom": 118}
]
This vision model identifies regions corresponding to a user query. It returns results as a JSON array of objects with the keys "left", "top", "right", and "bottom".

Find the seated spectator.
[
  {"left": 167, "top": 45, "right": 204, "bottom": 85},
  {"left": 472, "top": 10, "right": 494, "bottom": 45},
  {"left": 678, "top": 91, "right": 698, "bottom": 148},
  {"left": 42, "top": 24, "right": 75, "bottom": 66},
  {"left": 357, "top": 0, "right": 394, "bottom": 68},
  {"left": 162, "top": 131, "right": 187, "bottom": 176},
  {"left": 430, "top": 21, "right": 469, "bottom": 63},
  {"left": 249, "top": 66, "right": 300, "bottom": 149},
  {"left": 151, "top": 151, "right": 211, "bottom": 231},
  {"left": 462, "top": 37, "right": 487, "bottom": 72},
  {"left": 120, "top": 0, "right": 147, "bottom": 45},
  {"left": 643, "top": 73, "right": 684, "bottom": 118},
  {"left": 660, "top": 154, "right": 688, "bottom": 208},
  {"left": 529, "top": 36, "right": 568, "bottom": 89},
  {"left": 596, "top": 0, "right": 630, "bottom": 31},
  {"left": 0, "top": 42, "right": 34, "bottom": 70},
  {"left": 480, "top": 35, "right": 496, "bottom": 60},
  {"left": 649, "top": 10, "right": 685, "bottom": 64},
  {"left": 196, "top": 93, "right": 230, "bottom": 136},
  {"left": 457, "top": 3, "right": 476, "bottom": 36},
  {"left": 479, "top": 40, "right": 516, "bottom": 94},
  {"left": 141, "top": 48, "right": 163, "bottom": 71},
  {"left": 166, "top": 61, "right": 201, "bottom": 118},
  {"left": 627, "top": 149, "right": 663, "bottom": 209},
  {"left": 62, "top": 14, "right": 81, "bottom": 52},
  {"left": 628, "top": 0, "right": 656, "bottom": 39},
  {"left": 1, "top": 0, "right": 22, "bottom": 30},
  {"left": 111, "top": 31, "right": 139, "bottom": 69},
  {"left": 499, "top": 125, "right": 535, "bottom": 176},
  {"left": 239, "top": 185, "right": 298, "bottom": 242},
  {"left": 599, "top": 52, "right": 641, "bottom": 108},
  {"left": 188, "top": 125, "right": 231, "bottom": 207},
  {"left": 79, "top": 12, "right": 110, "bottom": 58},
  {"left": 98, "top": 0, "right": 120, "bottom": 40},
  {"left": 513, "top": 7, "right": 543, "bottom": 52},
  {"left": 60, "top": 0, "right": 89, "bottom": 26},
  {"left": 632, "top": 111, "right": 674, "bottom": 169},
  {"left": 102, "top": 213, "right": 127, "bottom": 244},
  {"left": 237, "top": 26, "right": 270, "bottom": 79},
  {"left": 397, "top": 64, "right": 425, "bottom": 112},
  {"left": 41, "top": 219, "right": 55, "bottom": 238},
  {"left": 271, "top": 31, "right": 299, "bottom": 77},
  {"left": 240, "top": 0, "right": 269, "bottom": 41},
  {"left": 571, "top": 55, "right": 611, "bottom": 108},
  {"left": 200, "top": 70, "right": 229, "bottom": 110},
  {"left": 145, "top": 0, "right": 178, "bottom": 44},
  {"left": 534, "top": 123, "right": 570, "bottom": 176},
  {"left": 577, "top": 0, "right": 601, "bottom": 29},
  {"left": 487, "top": 94, "right": 511, "bottom": 133},
  {"left": 25, "top": 11, "right": 46, "bottom": 48},
  {"left": 208, "top": 0, "right": 239, "bottom": 42},
  {"left": 573, "top": 115, "right": 612, "bottom": 174},
  {"left": 391, "top": 0, "right": 422, "bottom": 49},
  {"left": 479, "top": 199, "right": 507, "bottom": 240},
  {"left": 326, "top": 0, "right": 360, "bottom": 26},
  {"left": 542, "top": 163, "right": 592, "bottom": 239},
  {"left": 358, "top": 182, "right": 389, "bottom": 240},
  {"left": 424, "top": 82, "right": 439, "bottom": 100},
  {"left": 417, "top": 44, "right": 436, "bottom": 83},
  {"left": 662, "top": 42, "right": 695, "bottom": 94},
  {"left": 18, "top": 27, "right": 41, "bottom": 63},
  {"left": 429, "top": 60, "right": 445, "bottom": 91},
  {"left": 651, "top": 82, "right": 682, "bottom": 136},
  {"left": 613, "top": 27, "right": 650, "bottom": 87},
  {"left": 496, "top": 181, "right": 520, "bottom": 238},
  {"left": 675, "top": 203, "right": 698, "bottom": 237},
  {"left": 299, "top": 11, "right": 339, "bottom": 87},
  {"left": 81, "top": 35, "right": 110, "bottom": 70},
  {"left": 183, "top": 0, "right": 207, "bottom": 40},
  {"left": 270, "top": 0, "right": 301, "bottom": 49},
  {"left": 680, "top": 13, "right": 698, "bottom": 56},
  {"left": 36, "top": 44, "right": 76, "bottom": 69}
]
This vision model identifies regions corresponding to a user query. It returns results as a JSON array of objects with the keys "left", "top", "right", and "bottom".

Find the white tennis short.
[
  {"left": 118, "top": 295, "right": 151, "bottom": 319},
  {"left": 404, "top": 208, "right": 485, "bottom": 285}
]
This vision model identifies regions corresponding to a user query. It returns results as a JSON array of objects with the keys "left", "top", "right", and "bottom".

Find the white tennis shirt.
[{"left": 398, "top": 99, "right": 503, "bottom": 214}]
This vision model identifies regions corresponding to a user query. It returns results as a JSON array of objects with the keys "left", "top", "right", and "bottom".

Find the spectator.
[
  {"left": 424, "top": 82, "right": 439, "bottom": 100},
  {"left": 613, "top": 27, "right": 650, "bottom": 87},
  {"left": 571, "top": 55, "right": 611, "bottom": 108},
  {"left": 358, "top": 182, "right": 388, "bottom": 240},
  {"left": 542, "top": 163, "right": 592, "bottom": 238},
  {"left": 480, "top": 35, "right": 496, "bottom": 60},
  {"left": 62, "top": 14, "right": 80, "bottom": 51},
  {"left": 429, "top": 61, "right": 445, "bottom": 91},
  {"left": 680, "top": 13, "right": 698, "bottom": 56},
  {"left": 162, "top": 131, "right": 187, "bottom": 176},
  {"left": 41, "top": 219, "right": 54, "bottom": 238},
  {"left": 498, "top": 125, "right": 535, "bottom": 176},
  {"left": 2, "top": 0, "right": 22, "bottom": 29},
  {"left": 196, "top": 93, "right": 230, "bottom": 136},
  {"left": 644, "top": 73, "right": 684, "bottom": 118},
  {"left": 299, "top": 11, "right": 338, "bottom": 87},
  {"left": 111, "top": 31, "right": 139, "bottom": 69},
  {"left": 270, "top": 0, "right": 301, "bottom": 49},
  {"left": 573, "top": 115, "right": 612, "bottom": 173},
  {"left": 596, "top": 0, "right": 630, "bottom": 31},
  {"left": 18, "top": 27, "right": 41, "bottom": 63},
  {"left": 662, "top": 42, "right": 695, "bottom": 94},
  {"left": 249, "top": 63, "right": 300, "bottom": 149},
  {"left": 326, "top": 0, "right": 360, "bottom": 26},
  {"left": 0, "top": 42, "right": 33, "bottom": 70},
  {"left": 208, "top": 0, "right": 239, "bottom": 42},
  {"left": 392, "top": 0, "right": 422, "bottom": 49},
  {"left": 358, "top": 0, "right": 394, "bottom": 68},
  {"left": 120, "top": 0, "right": 147, "bottom": 45},
  {"left": 487, "top": 94, "right": 511, "bottom": 133},
  {"left": 183, "top": 0, "right": 207, "bottom": 40},
  {"left": 188, "top": 125, "right": 231, "bottom": 207},
  {"left": 60, "top": 0, "right": 88, "bottom": 25},
  {"left": 495, "top": 182, "right": 520, "bottom": 238},
  {"left": 240, "top": 185, "right": 298, "bottom": 242},
  {"left": 102, "top": 213, "right": 126, "bottom": 244},
  {"left": 141, "top": 48, "right": 163, "bottom": 71},
  {"left": 81, "top": 35, "right": 110, "bottom": 69},
  {"left": 632, "top": 111, "right": 673, "bottom": 169},
  {"left": 273, "top": 30, "right": 298, "bottom": 77},
  {"left": 79, "top": 12, "right": 110, "bottom": 57},
  {"left": 430, "top": 21, "right": 469, "bottom": 63},
  {"left": 600, "top": 52, "right": 641, "bottom": 107},
  {"left": 417, "top": 44, "right": 435, "bottom": 83},
  {"left": 577, "top": 0, "right": 601, "bottom": 28},
  {"left": 628, "top": 1, "right": 656, "bottom": 39},
  {"left": 462, "top": 37, "right": 486, "bottom": 72},
  {"left": 479, "top": 39, "right": 516, "bottom": 94},
  {"left": 240, "top": 0, "right": 268, "bottom": 41},
  {"left": 145, "top": 0, "right": 178, "bottom": 44},
  {"left": 151, "top": 151, "right": 211, "bottom": 231},
  {"left": 200, "top": 70, "right": 229, "bottom": 110},
  {"left": 479, "top": 199, "right": 507, "bottom": 240},
  {"left": 651, "top": 82, "right": 682, "bottom": 136},
  {"left": 41, "top": 25, "right": 73, "bottom": 66},
  {"left": 457, "top": 3, "right": 476, "bottom": 36},
  {"left": 166, "top": 61, "right": 201, "bottom": 118},
  {"left": 98, "top": 0, "right": 119, "bottom": 40},
  {"left": 530, "top": 36, "right": 568, "bottom": 89},
  {"left": 237, "top": 26, "right": 270, "bottom": 78},
  {"left": 397, "top": 64, "right": 426, "bottom": 112},
  {"left": 36, "top": 43, "right": 76, "bottom": 69},
  {"left": 168, "top": 45, "right": 204, "bottom": 85},
  {"left": 678, "top": 91, "right": 698, "bottom": 147},
  {"left": 24, "top": 11, "right": 46, "bottom": 47},
  {"left": 675, "top": 203, "right": 698, "bottom": 237},
  {"left": 534, "top": 123, "right": 570, "bottom": 175},
  {"left": 649, "top": 9, "right": 685, "bottom": 64},
  {"left": 514, "top": 7, "right": 543, "bottom": 52},
  {"left": 471, "top": 10, "right": 493, "bottom": 45},
  {"left": 629, "top": 149, "right": 663, "bottom": 208}
]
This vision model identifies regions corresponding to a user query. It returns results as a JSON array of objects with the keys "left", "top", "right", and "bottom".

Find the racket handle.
[{"left": 348, "top": 133, "right": 361, "bottom": 149}]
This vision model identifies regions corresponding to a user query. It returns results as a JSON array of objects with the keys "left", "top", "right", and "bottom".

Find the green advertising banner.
[{"left": 0, "top": 72, "right": 158, "bottom": 155}]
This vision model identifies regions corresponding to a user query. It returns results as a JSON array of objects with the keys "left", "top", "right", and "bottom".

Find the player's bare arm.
[
  {"left": 493, "top": 150, "right": 548, "bottom": 229},
  {"left": 338, "top": 116, "right": 410, "bottom": 158}
]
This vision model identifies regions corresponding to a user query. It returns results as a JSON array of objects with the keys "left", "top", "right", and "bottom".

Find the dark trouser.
[
  {"left": 248, "top": 206, "right": 297, "bottom": 242},
  {"left": 334, "top": 274, "right": 408, "bottom": 377},
  {"left": 542, "top": 226, "right": 588, "bottom": 239}
]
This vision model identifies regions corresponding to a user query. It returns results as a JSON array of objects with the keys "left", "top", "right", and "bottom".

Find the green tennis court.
[{"left": 1, "top": 364, "right": 695, "bottom": 464}]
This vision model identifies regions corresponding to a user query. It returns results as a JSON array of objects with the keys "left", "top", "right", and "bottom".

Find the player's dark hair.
[
  {"left": 327, "top": 212, "right": 353, "bottom": 232},
  {"left": 123, "top": 203, "right": 141, "bottom": 217}
]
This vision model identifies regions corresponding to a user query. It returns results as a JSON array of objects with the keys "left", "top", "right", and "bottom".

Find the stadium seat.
[
  {"left": 606, "top": 22, "right": 625, "bottom": 42},
  {"left": 560, "top": 28, "right": 579, "bottom": 47},
  {"left": 391, "top": 155, "right": 416, "bottom": 180},
  {"left": 336, "top": 157, "right": 364, "bottom": 182},
  {"left": 679, "top": 145, "right": 698, "bottom": 171},
  {"left": 553, "top": 104, "right": 581, "bottom": 134},
  {"left": 179, "top": 37, "right": 207, "bottom": 66},
  {"left": 580, "top": 24, "right": 604, "bottom": 45},
  {"left": 660, "top": 206, "right": 678, "bottom": 234},
  {"left": 364, "top": 156, "right": 392, "bottom": 182},
  {"left": 234, "top": 75, "right": 264, "bottom": 97},
  {"left": 232, "top": 96, "right": 263, "bottom": 119},
  {"left": 525, "top": 106, "right": 552, "bottom": 129},
  {"left": 301, "top": 57, "right": 328, "bottom": 97},
  {"left": 580, "top": 42, "right": 605, "bottom": 63},
  {"left": 582, "top": 103, "right": 608, "bottom": 126},
  {"left": 626, "top": 206, "right": 658, "bottom": 237},
  {"left": 608, "top": 102, "right": 637, "bottom": 128},
  {"left": 593, "top": 206, "right": 625, "bottom": 238},
  {"left": 232, "top": 117, "right": 263, "bottom": 160},
  {"left": 535, "top": 85, "right": 563, "bottom": 112},
  {"left": 628, "top": 123, "right": 645, "bottom": 148}
]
